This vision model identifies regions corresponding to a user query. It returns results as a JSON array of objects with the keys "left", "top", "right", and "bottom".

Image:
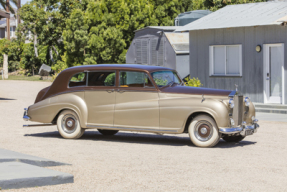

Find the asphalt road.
[{"left": 0, "top": 80, "right": 287, "bottom": 192}]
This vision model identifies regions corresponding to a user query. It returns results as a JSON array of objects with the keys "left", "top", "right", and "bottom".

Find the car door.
[
  {"left": 85, "top": 71, "right": 116, "bottom": 127},
  {"left": 114, "top": 71, "right": 159, "bottom": 129}
]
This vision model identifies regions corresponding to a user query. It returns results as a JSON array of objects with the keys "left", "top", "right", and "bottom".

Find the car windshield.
[{"left": 151, "top": 71, "right": 181, "bottom": 87}]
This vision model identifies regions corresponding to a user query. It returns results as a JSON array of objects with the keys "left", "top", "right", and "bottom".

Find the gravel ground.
[{"left": 0, "top": 80, "right": 287, "bottom": 192}]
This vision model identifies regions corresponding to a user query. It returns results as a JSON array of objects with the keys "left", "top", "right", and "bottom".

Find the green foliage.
[
  {"left": 104, "top": 73, "right": 115, "bottom": 86},
  {"left": 184, "top": 77, "right": 202, "bottom": 87},
  {"left": 70, "top": 72, "right": 85, "bottom": 82},
  {"left": 154, "top": 78, "right": 168, "bottom": 86},
  {"left": 20, "top": 43, "right": 48, "bottom": 74},
  {"left": 0, "top": 38, "right": 23, "bottom": 71},
  {"left": 14, "top": 0, "right": 266, "bottom": 76}
]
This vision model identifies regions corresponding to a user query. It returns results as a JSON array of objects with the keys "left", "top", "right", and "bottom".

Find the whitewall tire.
[
  {"left": 188, "top": 115, "right": 221, "bottom": 147},
  {"left": 57, "top": 110, "right": 85, "bottom": 139}
]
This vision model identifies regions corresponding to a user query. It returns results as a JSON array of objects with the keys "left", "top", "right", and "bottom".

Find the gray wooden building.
[
  {"left": 177, "top": 2, "right": 287, "bottom": 105},
  {"left": 126, "top": 26, "right": 190, "bottom": 78}
]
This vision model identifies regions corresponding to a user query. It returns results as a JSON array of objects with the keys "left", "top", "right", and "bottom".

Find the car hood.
[{"left": 161, "top": 85, "right": 232, "bottom": 96}]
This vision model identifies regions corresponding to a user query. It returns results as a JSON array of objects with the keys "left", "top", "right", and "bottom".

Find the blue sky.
[
  {"left": 11, "top": 0, "right": 31, "bottom": 8},
  {"left": 22, "top": 0, "right": 31, "bottom": 5}
]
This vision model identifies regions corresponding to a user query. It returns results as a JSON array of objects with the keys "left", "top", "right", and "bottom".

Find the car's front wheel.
[
  {"left": 57, "top": 110, "right": 85, "bottom": 139},
  {"left": 98, "top": 129, "right": 119, "bottom": 135},
  {"left": 188, "top": 115, "right": 221, "bottom": 147}
]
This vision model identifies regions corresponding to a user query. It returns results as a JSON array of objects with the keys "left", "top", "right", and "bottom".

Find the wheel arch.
[
  {"left": 183, "top": 111, "right": 217, "bottom": 133},
  {"left": 52, "top": 107, "right": 85, "bottom": 128}
]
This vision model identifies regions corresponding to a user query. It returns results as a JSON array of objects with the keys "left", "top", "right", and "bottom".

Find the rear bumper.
[
  {"left": 23, "top": 108, "right": 30, "bottom": 121},
  {"left": 219, "top": 122, "right": 259, "bottom": 136}
]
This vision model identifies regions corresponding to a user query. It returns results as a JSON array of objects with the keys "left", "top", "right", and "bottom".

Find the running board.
[
  {"left": 86, "top": 124, "right": 179, "bottom": 133},
  {"left": 23, "top": 124, "right": 55, "bottom": 127}
]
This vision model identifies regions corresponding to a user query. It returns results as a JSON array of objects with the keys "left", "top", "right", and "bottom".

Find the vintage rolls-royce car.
[{"left": 23, "top": 64, "right": 259, "bottom": 147}]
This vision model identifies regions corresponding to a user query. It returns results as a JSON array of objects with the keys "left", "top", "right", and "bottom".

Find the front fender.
[
  {"left": 159, "top": 93, "right": 230, "bottom": 131},
  {"left": 27, "top": 92, "right": 88, "bottom": 128}
]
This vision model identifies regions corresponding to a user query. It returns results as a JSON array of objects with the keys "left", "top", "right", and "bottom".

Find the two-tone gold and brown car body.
[{"left": 23, "top": 64, "right": 259, "bottom": 147}]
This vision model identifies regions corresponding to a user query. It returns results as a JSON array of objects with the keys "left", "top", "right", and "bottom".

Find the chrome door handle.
[
  {"left": 106, "top": 89, "right": 114, "bottom": 93},
  {"left": 117, "top": 89, "right": 125, "bottom": 93}
]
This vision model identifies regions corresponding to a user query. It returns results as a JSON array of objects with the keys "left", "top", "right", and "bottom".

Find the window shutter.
[
  {"left": 142, "top": 39, "right": 148, "bottom": 64},
  {"left": 213, "top": 46, "right": 225, "bottom": 75},
  {"left": 135, "top": 39, "right": 142, "bottom": 64},
  {"left": 226, "top": 46, "right": 240, "bottom": 75}
]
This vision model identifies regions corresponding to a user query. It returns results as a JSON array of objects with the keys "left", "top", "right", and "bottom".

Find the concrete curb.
[
  {"left": 0, "top": 148, "right": 70, "bottom": 167},
  {"left": 0, "top": 162, "right": 73, "bottom": 190},
  {"left": 0, "top": 148, "right": 74, "bottom": 190}
]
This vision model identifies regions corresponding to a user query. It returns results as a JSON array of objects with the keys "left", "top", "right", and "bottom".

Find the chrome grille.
[{"left": 233, "top": 95, "right": 244, "bottom": 126}]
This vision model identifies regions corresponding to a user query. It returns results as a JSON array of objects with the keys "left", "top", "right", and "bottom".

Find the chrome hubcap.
[
  {"left": 67, "top": 120, "right": 73, "bottom": 127},
  {"left": 61, "top": 114, "right": 77, "bottom": 134},
  {"left": 200, "top": 127, "right": 208, "bottom": 135},
  {"left": 194, "top": 121, "right": 213, "bottom": 142}
]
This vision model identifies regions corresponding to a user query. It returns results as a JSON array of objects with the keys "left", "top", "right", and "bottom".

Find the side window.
[
  {"left": 69, "top": 72, "right": 86, "bottom": 87},
  {"left": 120, "top": 71, "right": 154, "bottom": 88},
  {"left": 88, "top": 71, "right": 115, "bottom": 86}
]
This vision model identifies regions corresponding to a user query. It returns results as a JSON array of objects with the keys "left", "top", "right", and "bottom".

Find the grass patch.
[{"left": 1, "top": 75, "right": 52, "bottom": 82}]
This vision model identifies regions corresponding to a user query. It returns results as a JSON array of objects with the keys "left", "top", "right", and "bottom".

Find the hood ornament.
[{"left": 201, "top": 94, "right": 205, "bottom": 103}]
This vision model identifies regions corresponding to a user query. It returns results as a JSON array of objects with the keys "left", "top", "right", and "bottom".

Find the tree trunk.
[
  {"left": 52, "top": 45, "right": 58, "bottom": 56},
  {"left": 49, "top": 47, "right": 54, "bottom": 62},
  {"left": 3, "top": 54, "right": 8, "bottom": 79},
  {"left": 34, "top": 34, "right": 38, "bottom": 57}
]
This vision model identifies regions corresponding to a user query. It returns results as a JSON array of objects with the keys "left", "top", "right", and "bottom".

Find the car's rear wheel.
[
  {"left": 222, "top": 135, "right": 245, "bottom": 143},
  {"left": 57, "top": 110, "right": 85, "bottom": 139},
  {"left": 188, "top": 115, "right": 221, "bottom": 147},
  {"left": 98, "top": 129, "right": 119, "bottom": 135}
]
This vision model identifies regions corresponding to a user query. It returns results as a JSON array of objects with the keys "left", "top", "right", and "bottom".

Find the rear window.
[
  {"left": 88, "top": 71, "right": 115, "bottom": 86},
  {"left": 69, "top": 72, "right": 87, "bottom": 87}
]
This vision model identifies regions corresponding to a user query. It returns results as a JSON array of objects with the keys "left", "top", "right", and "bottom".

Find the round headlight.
[
  {"left": 229, "top": 99, "right": 234, "bottom": 108},
  {"left": 244, "top": 97, "right": 250, "bottom": 106}
]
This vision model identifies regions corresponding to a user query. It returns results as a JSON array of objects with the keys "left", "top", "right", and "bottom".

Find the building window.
[{"left": 209, "top": 45, "right": 242, "bottom": 76}]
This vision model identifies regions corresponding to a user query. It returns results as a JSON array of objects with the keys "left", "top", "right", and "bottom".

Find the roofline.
[
  {"left": 0, "top": 10, "right": 10, "bottom": 19},
  {"left": 176, "top": 23, "right": 285, "bottom": 32},
  {"left": 134, "top": 26, "right": 181, "bottom": 32}
]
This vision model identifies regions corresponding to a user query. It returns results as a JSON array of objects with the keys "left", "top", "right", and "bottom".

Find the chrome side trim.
[
  {"left": 23, "top": 124, "right": 55, "bottom": 127},
  {"left": 86, "top": 124, "right": 178, "bottom": 133}
]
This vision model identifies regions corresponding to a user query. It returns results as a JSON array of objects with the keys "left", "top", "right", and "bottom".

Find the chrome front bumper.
[
  {"left": 219, "top": 121, "right": 259, "bottom": 136},
  {"left": 23, "top": 108, "right": 30, "bottom": 121}
]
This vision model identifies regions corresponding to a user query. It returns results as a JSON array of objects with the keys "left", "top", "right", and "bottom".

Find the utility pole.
[
  {"left": 6, "top": 0, "right": 10, "bottom": 40},
  {"left": 17, "top": 0, "right": 21, "bottom": 25}
]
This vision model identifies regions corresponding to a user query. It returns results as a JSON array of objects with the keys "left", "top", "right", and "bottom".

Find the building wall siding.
[{"left": 189, "top": 25, "right": 287, "bottom": 104}]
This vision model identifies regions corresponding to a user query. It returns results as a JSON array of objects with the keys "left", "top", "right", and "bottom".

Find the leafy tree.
[{"left": 20, "top": 43, "right": 48, "bottom": 75}]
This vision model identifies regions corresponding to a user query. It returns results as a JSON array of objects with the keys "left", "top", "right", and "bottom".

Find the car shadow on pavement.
[
  {"left": 24, "top": 131, "right": 257, "bottom": 148},
  {"left": 0, "top": 97, "right": 16, "bottom": 100}
]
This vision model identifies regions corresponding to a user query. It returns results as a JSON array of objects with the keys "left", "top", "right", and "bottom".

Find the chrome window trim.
[
  {"left": 118, "top": 70, "right": 156, "bottom": 89},
  {"left": 68, "top": 72, "right": 87, "bottom": 88},
  {"left": 86, "top": 124, "right": 178, "bottom": 133},
  {"left": 151, "top": 70, "right": 182, "bottom": 87},
  {"left": 87, "top": 70, "right": 116, "bottom": 87}
]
